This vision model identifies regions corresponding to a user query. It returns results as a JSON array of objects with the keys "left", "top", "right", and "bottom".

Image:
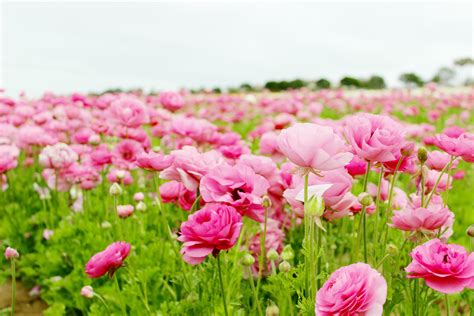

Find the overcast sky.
[{"left": 1, "top": 1, "right": 472, "bottom": 96}]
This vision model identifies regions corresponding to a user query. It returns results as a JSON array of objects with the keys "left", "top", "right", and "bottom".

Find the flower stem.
[
  {"left": 424, "top": 157, "right": 454, "bottom": 207},
  {"left": 373, "top": 166, "right": 384, "bottom": 260},
  {"left": 247, "top": 267, "right": 263, "bottom": 316},
  {"left": 94, "top": 293, "right": 112, "bottom": 315},
  {"left": 217, "top": 254, "right": 229, "bottom": 316},
  {"left": 445, "top": 294, "right": 451, "bottom": 316},
  {"left": 114, "top": 274, "right": 127, "bottom": 316},
  {"left": 360, "top": 161, "right": 371, "bottom": 263},
  {"left": 11, "top": 259, "right": 16, "bottom": 316}
]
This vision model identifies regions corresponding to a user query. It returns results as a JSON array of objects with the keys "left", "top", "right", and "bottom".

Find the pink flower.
[
  {"left": 0, "top": 144, "right": 19, "bottom": 174},
  {"left": 113, "top": 139, "right": 144, "bottom": 168},
  {"left": 117, "top": 205, "right": 134, "bottom": 218},
  {"left": 405, "top": 239, "right": 474, "bottom": 294},
  {"left": 39, "top": 143, "right": 78, "bottom": 169},
  {"left": 158, "top": 91, "right": 185, "bottom": 112},
  {"left": 133, "top": 192, "right": 144, "bottom": 202},
  {"left": 136, "top": 151, "right": 174, "bottom": 172},
  {"left": 390, "top": 204, "right": 453, "bottom": 233},
  {"left": 345, "top": 155, "right": 367, "bottom": 177},
  {"left": 277, "top": 123, "right": 353, "bottom": 173},
  {"left": 316, "top": 263, "right": 387, "bottom": 316},
  {"left": 109, "top": 96, "right": 147, "bottom": 128},
  {"left": 424, "top": 169, "right": 451, "bottom": 194},
  {"left": 80, "top": 285, "right": 94, "bottom": 298},
  {"left": 4, "top": 246, "right": 19, "bottom": 260},
  {"left": 85, "top": 242, "right": 131, "bottom": 278},
  {"left": 433, "top": 132, "right": 472, "bottom": 157},
  {"left": 160, "top": 146, "right": 224, "bottom": 191},
  {"left": 200, "top": 163, "right": 270, "bottom": 222},
  {"left": 177, "top": 203, "right": 242, "bottom": 265},
  {"left": 426, "top": 150, "right": 458, "bottom": 171},
  {"left": 344, "top": 114, "right": 405, "bottom": 163},
  {"left": 160, "top": 181, "right": 197, "bottom": 210}
]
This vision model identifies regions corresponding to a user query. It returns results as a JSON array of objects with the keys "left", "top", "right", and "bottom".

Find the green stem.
[
  {"left": 247, "top": 267, "right": 263, "bottom": 316},
  {"left": 373, "top": 166, "right": 384, "bottom": 260},
  {"left": 445, "top": 294, "right": 451, "bottom": 316},
  {"left": 424, "top": 158, "right": 453, "bottom": 207},
  {"left": 11, "top": 259, "right": 16, "bottom": 316},
  {"left": 361, "top": 161, "right": 371, "bottom": 263},
  {"left": 217, "top": 254, "right": 229, "bottom": 316},
  {"left": 114, "top": 274, "right": 127, "bottom": 316},
  {"left": 94, "top": 293, "right": 112, "bottom": 315}
]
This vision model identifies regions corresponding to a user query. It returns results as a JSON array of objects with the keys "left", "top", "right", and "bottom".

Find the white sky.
[{"left": 1, "top": 1, "right": 473, "bottom": 96}]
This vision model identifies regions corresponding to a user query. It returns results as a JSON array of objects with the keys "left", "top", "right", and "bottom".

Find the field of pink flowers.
[{"left": 0, "top": 86, "right": 473, "bottom": 315}]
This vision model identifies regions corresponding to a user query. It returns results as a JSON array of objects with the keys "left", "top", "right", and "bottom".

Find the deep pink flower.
[
  {"left": 200, "top": 163, "right": 270, "bottom": 222},
  {"left": 85, "top": 242, "right": 131, "bottom": 278},
  {"left": 136, "top": 151, "right": 174, "bottom": 172},
  {"left": 277, "top": 123, "right": 353, "bottom": 173},
  {"left": 344, "top": 113, "right": 405, "bottom": 163},
  {"left": 316, "top": 263, "right": 387, "bottom": 316},
  {"left": 345, "top": 155, "right": 367, "bottom": 177},
  {"left": 177, "top": 203, "right": 242, "bottom": 265},
  {"left": 406, "top": 239, "right": 474, "bottom": 294}
]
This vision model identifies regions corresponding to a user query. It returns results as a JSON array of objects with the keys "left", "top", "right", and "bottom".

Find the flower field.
[{"left": 0, "top": 87, "right": 473, "bottom": 315}]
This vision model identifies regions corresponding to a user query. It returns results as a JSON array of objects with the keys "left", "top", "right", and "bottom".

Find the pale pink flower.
[
  {"left": 117, "top": 205, "right": 134, "bottom": 218},
  {"left": 80, "top": 286, "right": 94, "bottom": 298},
  {"left": 390, "top": 204, "right": 454, "bottom": 233},
  {"left": 277, "top": 123, "right": 353, "bottom": 173},
  {"left": 0, "top": 144, "right": 19, "bottom": 174},
  {"left": 109, "top": 96, "right": 147, "bottom": 128},
  {"left": 39, "top": 143, "right": 78, "bottom": 169},
  {"left": 4, "top": 246, "right": 19, "bottom": 260},
  {"left": 426, "top": 150, "right": 458, "bottom": 171},
  {"left": 136, "top": 151, "right": 174, "bottom": 172}
]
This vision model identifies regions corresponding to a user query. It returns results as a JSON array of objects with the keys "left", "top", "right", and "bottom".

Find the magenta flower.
[
  {"left": 160, "top": 181, "right": 197, "bottom": 211},
  {"left": 85, "top": 242, "right": 131, "bottom": 278},
  {"left": 177, "top": 203, "right": 242, "bottom": 265},
  {"left": 406, "top": 239, "right": 474, "bottom": 294},
  {"left": 344, "top": 113, "right": 405, "bottom": 163},
  {"left": 277, "top": 123, "right": 353, "bottom": 173},
  {"left": 316, "top": 263, "right": 387, "bottom": 316},
  {"left": 200, "top": 163, "right": 270, "bottom": 222}
]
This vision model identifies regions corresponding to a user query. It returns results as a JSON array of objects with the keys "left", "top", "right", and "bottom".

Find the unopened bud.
[
  {"left": 262, "top": 196, "right": 272, "bottom": 209},
  {"left": 136, "top": 201, "right": 147, "bottom": 211},
  {"left": 306, "top": 196, "right": 325, "bottom": 217},
  {"left": 115, "top": 170, "right": 126, "bottom": 180},
  {"left": 4, "top": 247, "right": 19, "bottom": 260},
  {"left": 358, "top": 192, "right": 373, "bottom": 207},
  {"left": 281, "top": 245, "right": 294, "bottom": 261},
  {"left": 279, "top": 260, "right": 291, "bottom": 272},
  {"left": 417, "top": 147, "right": 428, "bottom": 164},
  {"left": 266, "top": 305, "right": 280, "bottom": 316},
  {"left": 401, "top": 142, "right": 415, "bottom": 156},
  {"left": 466, "top": 224, "right": 474, "bottom": 238},
  {"left": 267, "top": 249, "right": 279, "bottom": 261},
  {"left": 80, "top": 285, "right": 94, "bottom": 299},
  {"left": 109, "top": 183, "right": 122, "bottom": 196},
  {"left": 242, "top": 253, "right": 255, "bottom": 266},
  {"left": 386, "top": 243, "right": 398, "bottom": 255},
  {"left": 101, "top": 221, "right": 112, "bottom": 229}
]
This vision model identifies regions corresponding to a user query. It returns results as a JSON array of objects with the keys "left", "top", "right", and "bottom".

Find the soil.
[{"left": 0, "top": 280, "right": 47, "bottom": 315}]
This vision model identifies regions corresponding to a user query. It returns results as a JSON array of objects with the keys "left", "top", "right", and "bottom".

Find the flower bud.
[
  {"left": 242, "top": 253, "right": 255, "bottom": 266},
  {"left": 109, "top": 183, "right": 122, "bottom": 196},
  {"left": 133, "top": 192, "right": 145, "bottom": 202},
  {"left": 279, "top": 260, "right": 291, "bottom": 272},
  {"left": 136, "top": 201, "right": 147, "bottom": 212},
  {"left": 401, "top": 142, "right": 415, "bottom": 156},
  {"left": 358, "top": 192, "right": 373, "bottom": 207},
  {"left": 262, "top": 196, "right": 272, "bottom": 209},
  {"left": 306, "top": 196, "right": 325, "bottom": 217},
  {"left": 117, "top": 205, "right": 134, "bottom": 218},
  {"left": 466, "top": 224, "right": 474, "bottom": 238},
  {"left": 386, "top": 243, "right": 398, "bottom": 255},
  {"left": 417, "top": 147, "right": 428, "bottom": 164},
  {"left": 115, "top": 170, "right": 126, "bottom": 180},
  {"left": 101, "top": 221, "right": 112, "bottom": 229},
  {"left": 80, "top": 285, "right": 94, "bottom": 299},
  {"left": 281, "top": 245, "right": 294, "bottom": 261},
  {"left": 267, "top": 249, "right": 279, "bottom": 261},
  {"left": 4, "top": 247, "right": 19, "bottom": 260},
  {"left": 266, "top": 305, "right": 280, "bottom": 316}
]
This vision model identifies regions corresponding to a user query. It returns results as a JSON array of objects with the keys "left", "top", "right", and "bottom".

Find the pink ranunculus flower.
[
  {"left": 159, "top": 181, "right": 197, "bottom": 211},
  {"left": 158, "top": 91, "right": 185, "bottom": 112},
  {"left": 426, "top": 150, "right": 459, "bottom": 171},
  {"left": 405, "top": 239, "right": 474, "bottom": 294},
  {"left": 390, "top": 204, "right": 454, "bottom": 233},
  {"left": 459, "top": 133, "right": 474, "bottom": 163},
  {"left": 433, "top": 132, "right": 472, "bottom": 157},
  {"left": 344, "top": 113, "right": 405, "bottom": 163},
  {"left": 39, "top": 143, "right": 78, "bottom": 169},
  {"left": 200, "top": 163, "right": 270, "bottom": 222},
  {"left": 177, "top": 203, "right": 242, "bottom": 265},
  {"left": 85, "top": 242, "right": 131, "bottom": 278},
  {"left": 277, "top": 123, "right": 353, "bottom": 174},
  {"left": 109, "top": 96, "right": 147, "bottom": 128},
  {"left": 345, "top": 155, "right": 367, "bottom": 177},
  {"left": 0, "top": 144, "right": 19, "bottom": 174},
  {"left": 316, "top": 262, "right": 387, "bottom": 316},
  {"left": 117, "top": 205, "right": 134, "bottom": 218},
  {"left": 136, "top": 151, "right": 174, "bottom": 172},
  {"left": 4, "top": 246, "right": 19, "bottom": 260}
]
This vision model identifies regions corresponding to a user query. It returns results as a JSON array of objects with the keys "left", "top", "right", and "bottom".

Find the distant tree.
[
  {"left": 431, "top": 67, "right": 456, "bottom": 85},
  {"left": 363, "top": 75, "right": 386, "bottom": 89},
  {"left": 212, "top": 87, "right": 222, "bottom": 94},
  {"left": 240, "top": 83, "right": 255, "bottom": 92},
  {"left": 454, "top": 57, "right": 474, "bottom": 67},
  {"left": 399, "top": 73, "right": 424, "bottom": 87},
  {"left": 316, "top": 78, "right": 331, "bottom": 89},
  {"left": 264, "top": 81, "right": 281, "bottom": 92},
  {"left": 288, "top": 79, "right": 307, "bottom": 90},
  {"left": 340, "top": 76, "right": 361, "bottom": 88}
]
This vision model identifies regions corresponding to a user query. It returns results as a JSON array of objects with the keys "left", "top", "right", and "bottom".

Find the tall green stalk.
[
  {"left": 217, "top": 254, "right": 229, "bottom": 316},
  {"left": 11, "top": 259, "right": 16, "bottom": 316}
]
